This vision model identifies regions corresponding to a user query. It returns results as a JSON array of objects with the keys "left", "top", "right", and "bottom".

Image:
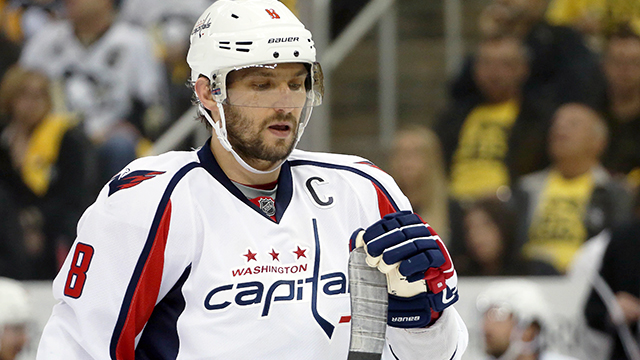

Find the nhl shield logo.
[{"left": 258, "top": 197, "right": 276, "bottom": 217}]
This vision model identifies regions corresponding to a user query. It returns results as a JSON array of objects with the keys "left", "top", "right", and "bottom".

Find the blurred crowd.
[
  {"left": 0, "top": 0, "right": 302, "bottom": 282},
  {"left": 0, "top": 0, "right": 639, "bottom": 359},
  {"left": 387, "top": 0, "right": 640, "bottom": 359},
  {"left": 0, "top": 0, "right": 219, "bottom": 282}
]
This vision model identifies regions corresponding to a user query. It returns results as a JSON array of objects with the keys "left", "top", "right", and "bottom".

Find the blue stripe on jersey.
[
  {"left": 288, "top": 160, "right": 401, "bottom": 212},
  {"left": 110, "top": 162, "right": 201, "bottom": 360},
  {"left": 309, "top": 219, "right": 334, "bottom": 338},
  {"left": 197, "top": 138, "right": 294, "bottom": 223},
  {"left": 135, "top": 265, "right": 192, "bottom": 359},
  {"left": 387, "top": 343, "right": 457, "bottom": 360},
  {"left": 448, "top": 345, "right": 458, "bottom": 360},
  {"left": 389, "top": 344, "right": 400, "bottom": 359}
]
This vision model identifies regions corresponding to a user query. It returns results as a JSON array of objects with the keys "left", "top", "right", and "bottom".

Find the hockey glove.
[{"left": 350, "top": 210, "right": 459, "bottom": 328}]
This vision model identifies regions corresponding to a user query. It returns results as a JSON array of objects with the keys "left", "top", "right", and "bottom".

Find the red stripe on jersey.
[
  {"left": 373, "top": 182, "right": 396, "bottom": 218},
  {"left": 116, "top": 200, "right": 172, "bottom": 360},
  {"left": 356, "top": 161, "right": 382, "bottom": 171}
]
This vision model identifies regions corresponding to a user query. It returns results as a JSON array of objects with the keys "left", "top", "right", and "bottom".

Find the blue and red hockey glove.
[{"left": 350, "top": 210, "right": 459, "bottom": 328}]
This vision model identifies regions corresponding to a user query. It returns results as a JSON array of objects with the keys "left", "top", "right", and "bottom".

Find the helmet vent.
[
  {"left": 231, "top": 14, "right": 239, "bottom": 19},
  {"left": 235, "top": 41, "right": 252, "bottom": 52}
]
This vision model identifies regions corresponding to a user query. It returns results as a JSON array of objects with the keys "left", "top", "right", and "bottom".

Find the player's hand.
[{"left": 349, "top": 211, "right": 459, "bottom": 328}]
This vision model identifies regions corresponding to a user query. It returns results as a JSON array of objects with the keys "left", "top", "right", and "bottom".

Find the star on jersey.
[
  {"left": 243, "top": 249, "right": 257, "bottom": 262},
  {"left": 293, "top": 246, "right": 307, "bottom": 259},
  {"left": 269, "top": 249, "right": 280, "bottom": 261}
]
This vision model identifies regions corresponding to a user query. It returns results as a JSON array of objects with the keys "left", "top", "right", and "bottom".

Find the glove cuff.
[{"left": 387, "top": 293, "right": 432, "bottom": 328}]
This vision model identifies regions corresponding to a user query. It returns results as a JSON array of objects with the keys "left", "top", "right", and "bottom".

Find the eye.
[
  {"left": 252, "top": 81, "right": 272, "bottom": 90},
  {"left": 289, "top": 78, "right": 306, "bottom": 91},
  {"left": 289, "top": 83, "right": 303, "bottom": 91}
]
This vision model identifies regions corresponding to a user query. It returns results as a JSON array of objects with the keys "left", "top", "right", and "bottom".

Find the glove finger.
[
  {"left": 349, "top": 228, "right": 365, "bottom": 252},
  {"left": 413, "top": 238, "right": 440, "bottom": 252},
  {"left": 381, "top": 241, "right": 418, "bottom": 265},
  {"left": 386, "top": 266, "right": 426, "bottom": 297},
  {"left": 406, "top": 272, "right": 426, "bottom": 283},
  {"left": 382, "top": 210, "right": 412, "bottom": 221},
  {"left": 401, "top": 224, "right": 431, "bottom": 240},
  {"left": 395, "top": 212, "right": 424, "bottom": 226},
  {"left": 365, "top": 250, "right": 382, "bottom": 268},
  {"left": 398, "top": 248, "right": 446, "bottom": 279},
  {"left": 380, "top": 237, "right": 440, "bottom": 267},
  {"left": 362, "top": 218, "right": 401, "bottom": 243},
  {"left": 366, "top": 229, "right": 406, "bottom": 257},
  {"left": 425, "top": 248, "right": 445, "bottom": 268},
  {"left": 397, "top": 253, "right": 431, "bottom": 278}
]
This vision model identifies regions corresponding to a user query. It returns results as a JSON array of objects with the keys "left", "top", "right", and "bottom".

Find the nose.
[{"left": 271, "top": 83, "right": 299, "bottom": 113}]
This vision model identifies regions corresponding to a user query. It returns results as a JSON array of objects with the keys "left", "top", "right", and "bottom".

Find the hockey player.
[
  {"left": 476, "top": 279, "right": 577, "bottom": 360},
  {"left": 35, "top": 0, "right": 468, "bottom": 359},
  {"left": 0, "top": 277, "right": 30, "bottom": 360}
]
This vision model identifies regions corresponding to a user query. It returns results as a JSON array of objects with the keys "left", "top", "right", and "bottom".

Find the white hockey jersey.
[
  {"left": 19, "top": 20, "right": 167, "bottom": 138},
  {"left": 37, "top": 140, "right": 467, "bottom": 359}
]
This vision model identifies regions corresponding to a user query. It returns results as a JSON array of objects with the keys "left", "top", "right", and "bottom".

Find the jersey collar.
[{"left": 197, "top": 137, "right": 293, "bottom": 224}]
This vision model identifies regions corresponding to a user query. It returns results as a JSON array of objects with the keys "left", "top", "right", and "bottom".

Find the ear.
[{"left": 194, "top": 77, "right": 221, "bottom": 122}]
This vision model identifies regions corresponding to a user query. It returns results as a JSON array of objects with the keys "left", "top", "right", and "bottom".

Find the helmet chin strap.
[{"left": 199, "top": 103, "right": 295, "bottom": 175}]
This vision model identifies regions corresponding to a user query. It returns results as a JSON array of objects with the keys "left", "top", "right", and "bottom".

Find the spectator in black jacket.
[
  {"left": 435, "top": 35, "right": 554, "bottom": 203},
  {"left": 601, "top": 25, "right": 640, "bottom": 184},
  {"left": 584, "top": 190, "right": 640, "bottom": 360},
  {"left": 0, "top": 183, "right": 27, "bottom": 280},
  {"left": 451, "top": 0, "right": 606, "bottom": 113},
  {"left": 0, "top": 66, "right": 94, "bottom": 279}
]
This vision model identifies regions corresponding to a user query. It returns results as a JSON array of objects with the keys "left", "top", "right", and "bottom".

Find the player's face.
[
  {"left": 223, "top": 63, "right": 308, "bottom": 165},
  {"left": 224, "top": 104, "right": 299, "bottom": 164},
  {"left": 482, "top": 307, "right": 515, "bottom": 357}
]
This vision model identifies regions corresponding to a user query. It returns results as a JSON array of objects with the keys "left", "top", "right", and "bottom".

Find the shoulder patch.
[{"left": 108, "top": 170, "right": 166, "bottom": 196}]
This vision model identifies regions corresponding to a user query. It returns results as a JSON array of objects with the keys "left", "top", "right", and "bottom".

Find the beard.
[{"left": 224, "top": 105, "right": 299, "bottom": 164}]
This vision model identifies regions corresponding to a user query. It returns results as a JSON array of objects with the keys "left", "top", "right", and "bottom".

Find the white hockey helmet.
[
  {"left": 0, "top": 278, "right": 29, "bottom": 327},
  {"left": 186, "top": 0, "right": 323, "bottom": 174},
  {"left": 476, "top": 279, "right": 549, "bottom": 328}
]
